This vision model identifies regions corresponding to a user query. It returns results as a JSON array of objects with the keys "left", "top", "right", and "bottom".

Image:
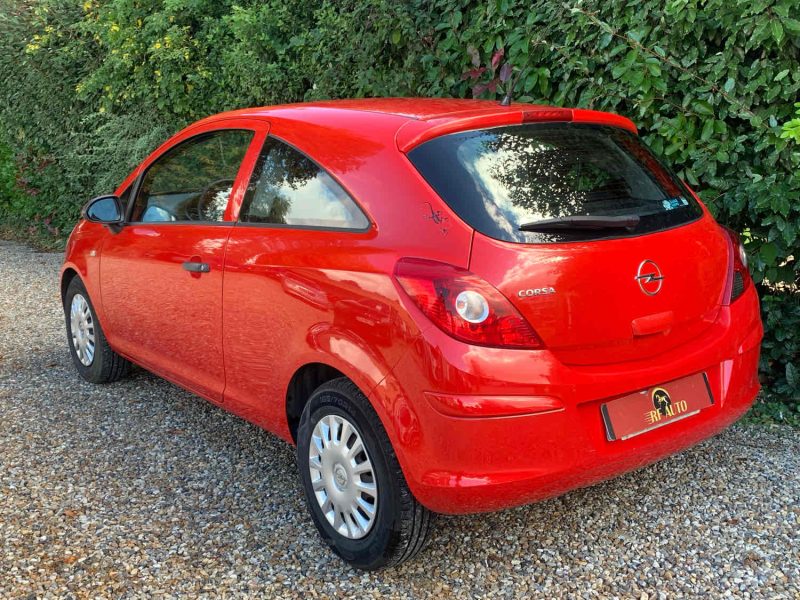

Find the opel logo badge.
[{"left": 636, "top": 260, "right": 664, "bottom": 295}]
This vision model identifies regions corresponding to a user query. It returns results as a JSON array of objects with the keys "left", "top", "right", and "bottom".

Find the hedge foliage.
[{"left": 0, "top": 0, "right": 798, "bottom": 409}]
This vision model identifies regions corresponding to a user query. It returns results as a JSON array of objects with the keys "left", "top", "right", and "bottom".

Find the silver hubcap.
[
  {"left": 308, "top": 414, "right": 378, "bottom": 539},
  {"left": 70, "top": 294, "right": 95, "bottom": 366}
]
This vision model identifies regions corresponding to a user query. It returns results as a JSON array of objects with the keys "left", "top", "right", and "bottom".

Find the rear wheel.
[
  {"left": 64, "top": 277, "right": 131, "bottom": 383},
  {"left": 297, "top": 378, "right": 432, "bottom": 570}
]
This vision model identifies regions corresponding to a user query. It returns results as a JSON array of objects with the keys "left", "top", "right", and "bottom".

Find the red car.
[{"left": 61, "top": 98, "right": 763, "bottom": 569}]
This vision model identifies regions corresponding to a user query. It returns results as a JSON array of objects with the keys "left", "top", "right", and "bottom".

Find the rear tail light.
[
  {"left": 722, "top": 227, "right": 751, "bottom": 304},
  {"left": 394, "top": 257, "right": 543, "bottom": 349}
]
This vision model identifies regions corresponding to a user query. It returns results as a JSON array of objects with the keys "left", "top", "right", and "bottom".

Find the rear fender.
[{"left": 291, "top": 325, "right": 406, "bottom": 437}]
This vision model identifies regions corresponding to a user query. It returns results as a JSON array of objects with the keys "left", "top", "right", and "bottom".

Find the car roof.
[
  {"left": 193, "top": 98, "right": 639, "bottom": 152},
  {"left": 200, "top": 97, "right": 540, "bottom": 121}
]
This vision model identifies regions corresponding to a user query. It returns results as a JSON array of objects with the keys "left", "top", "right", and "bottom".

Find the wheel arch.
[
  {"left": 284, "top": 352, "right": 399, "bottom": 446},
  {"left": 60, "top": 267, "right": 80, "bottom": 302},
  {"left": 285, "top": 362, "right": 348, "bottom": 443}
]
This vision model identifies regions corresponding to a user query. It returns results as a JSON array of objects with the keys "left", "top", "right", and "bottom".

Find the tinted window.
[
  {"left": 240, "top": 137, "right": 369, "bottom": 230},
  {"left": 130, "top": 129, "right": 253, "bottom": 223},
  {"left": 408, "top": 124, "right": 702, "bottom": 243}
]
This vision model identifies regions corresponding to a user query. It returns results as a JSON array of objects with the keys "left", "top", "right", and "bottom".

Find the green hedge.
[{"left": 0, "top": 0, "right": 798, "bottom": 412}]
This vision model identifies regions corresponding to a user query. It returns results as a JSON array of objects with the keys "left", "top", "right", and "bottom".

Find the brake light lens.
[
  {"left": 394, "top": 258, "right": 543, "bottom": 349},
  {"left": 521, "top": 108, "right": 574, "bottom": 123},
  {"left": 722, "top": 227, "right": 751, "bottom": 304}
]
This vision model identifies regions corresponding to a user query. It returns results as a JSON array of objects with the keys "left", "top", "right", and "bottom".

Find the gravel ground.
[{"left": 0, "top": 239, "right": 798, "bottom": 599}]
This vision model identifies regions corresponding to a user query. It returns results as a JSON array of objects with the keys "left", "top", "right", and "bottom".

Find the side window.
[
  {"left": 239, "top": 137, "right": 369, "bottom": 230},
  {"left": 130, "top": 129, "right": 253, "bottom": 223}
]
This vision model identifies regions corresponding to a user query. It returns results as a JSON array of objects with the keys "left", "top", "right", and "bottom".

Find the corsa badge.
[{"left": 517, "top": 287, "right": 556, "bottom": 298}]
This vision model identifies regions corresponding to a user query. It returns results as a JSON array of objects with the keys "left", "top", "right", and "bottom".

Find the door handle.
[{"left": 182, "top": 261, "right": 211, "bottom": 273}]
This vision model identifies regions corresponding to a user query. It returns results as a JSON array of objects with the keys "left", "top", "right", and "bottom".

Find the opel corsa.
[{"left": 61, "top": 98, "right": 763, "bottom": 569}]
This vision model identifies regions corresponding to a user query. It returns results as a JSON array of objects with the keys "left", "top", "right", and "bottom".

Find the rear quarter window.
[
  {"left": 407, "top": 123, "right": 702, "bottom": 243},
  {"left": 239, "top": 137, "right": 369, "bottom": 231}
]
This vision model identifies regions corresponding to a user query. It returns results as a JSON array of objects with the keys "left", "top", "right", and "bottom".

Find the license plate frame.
[{"left": 601, "top": 372, "right": 714, "bottom": 442}]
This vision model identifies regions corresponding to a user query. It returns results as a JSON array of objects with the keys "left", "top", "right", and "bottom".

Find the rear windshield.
[{"left": 407, "top": 123, "right": 702, "bottom": 243}]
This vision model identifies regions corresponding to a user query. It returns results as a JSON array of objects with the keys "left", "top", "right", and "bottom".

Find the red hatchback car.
[{"left": 61, "top": 98, "right": 763, "bottom": 569}]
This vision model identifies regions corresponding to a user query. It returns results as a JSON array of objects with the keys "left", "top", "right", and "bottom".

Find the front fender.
[{"left": 60, "top": 220, "right": 107, "bottom": 325}]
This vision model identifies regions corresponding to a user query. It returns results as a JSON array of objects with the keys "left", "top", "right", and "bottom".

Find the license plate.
[{"left": 601, "top": 372, "right": 714, "bottom": 441}]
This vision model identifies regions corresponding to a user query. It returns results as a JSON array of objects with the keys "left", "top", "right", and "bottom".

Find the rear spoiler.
[{"left": 395, "top": 107, "right": 638, "bottom": 152}]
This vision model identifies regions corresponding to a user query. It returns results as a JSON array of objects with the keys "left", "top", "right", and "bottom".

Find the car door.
[
  {"left": 99, "top": 121, "right": 267, "bottom": 401},
  {"left": 221, "top": 134, "right": 373, "bottom": 432}
]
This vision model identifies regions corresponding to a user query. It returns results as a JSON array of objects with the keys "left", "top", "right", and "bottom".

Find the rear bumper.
[{"left": 371, "top": 286, "right": 763, "bottom": 514}]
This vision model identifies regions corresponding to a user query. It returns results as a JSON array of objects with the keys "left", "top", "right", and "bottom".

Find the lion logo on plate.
[
  {"left": 651, "top": 387, "right": 672, "bottom": 416},
  {"left": 645, "top": 386, "right": 690, "bottom": 425}
]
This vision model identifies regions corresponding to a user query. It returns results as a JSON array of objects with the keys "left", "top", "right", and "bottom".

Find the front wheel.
[
  {"left": 297, "top": 378, "right": 432, "bottom": 570},
  {"left": 63, "top": 277, "right": 131, "bottom": 383}
]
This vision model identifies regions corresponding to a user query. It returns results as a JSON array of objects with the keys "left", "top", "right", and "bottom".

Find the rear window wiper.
[{"left": 518, "top": 215, "right": 640, "bottom": 232}]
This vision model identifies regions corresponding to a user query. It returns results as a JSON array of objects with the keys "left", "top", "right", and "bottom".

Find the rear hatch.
[{"left": 407, "top": 122, "right": 729, "bottom": 365}]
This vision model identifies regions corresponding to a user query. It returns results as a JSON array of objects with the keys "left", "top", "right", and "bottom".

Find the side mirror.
[{"left": 82, "top": 195, "right": 123, "bottom": 231}]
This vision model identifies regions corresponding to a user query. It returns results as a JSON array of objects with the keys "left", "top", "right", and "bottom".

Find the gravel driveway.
[{"left": 0, "top": 239, "right": 798, "bottom": 598}]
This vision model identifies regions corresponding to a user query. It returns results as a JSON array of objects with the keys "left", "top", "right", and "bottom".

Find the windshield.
[{"left": 407, "top": 123, "right": 703, "bottom": 243}]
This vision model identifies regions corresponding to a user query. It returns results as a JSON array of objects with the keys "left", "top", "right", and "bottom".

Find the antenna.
[{"left": 500, "top": 67, "right": 528, "bottom": 107}]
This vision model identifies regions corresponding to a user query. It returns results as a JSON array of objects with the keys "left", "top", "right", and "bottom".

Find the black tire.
[
  {"left": 297, "top": 378, "right": 432, "bottom": 570},
  {"left": 63, "top": 276, "right": 131, "bottom": 384}
]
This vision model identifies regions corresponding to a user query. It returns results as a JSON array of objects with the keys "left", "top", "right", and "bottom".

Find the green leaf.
[
  {"left": 611, "top": 62, "right": 627, "bottom": 79},
  {"left": 784, "top": 18, "right": 800, "bottom": 34},
  {"left": 723, "top": 78, "right": 735, "bottom": 93},
  {"left": 772, "top": 20, "right": 784, "bottom": 43},
  {"left": 701, "top": 119, "right": 715, "bottom": 141},
  {"left": 760, "top": 242, "right": 778, "bottom": 265},
  {"left": 693, "top": 99, "right": 715, "bottom": 116},
  {"left": 629, "top": 29, "right": 645, "bottom": 43},
  {"left": 786, "top": 362, "right": 797, "bottom": 389},
  {"left": 524, "top": 71, "right": 538, "bottom": 92},
  {"left": 774, "top": 69, "right": 790, "bottom": 82}
]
